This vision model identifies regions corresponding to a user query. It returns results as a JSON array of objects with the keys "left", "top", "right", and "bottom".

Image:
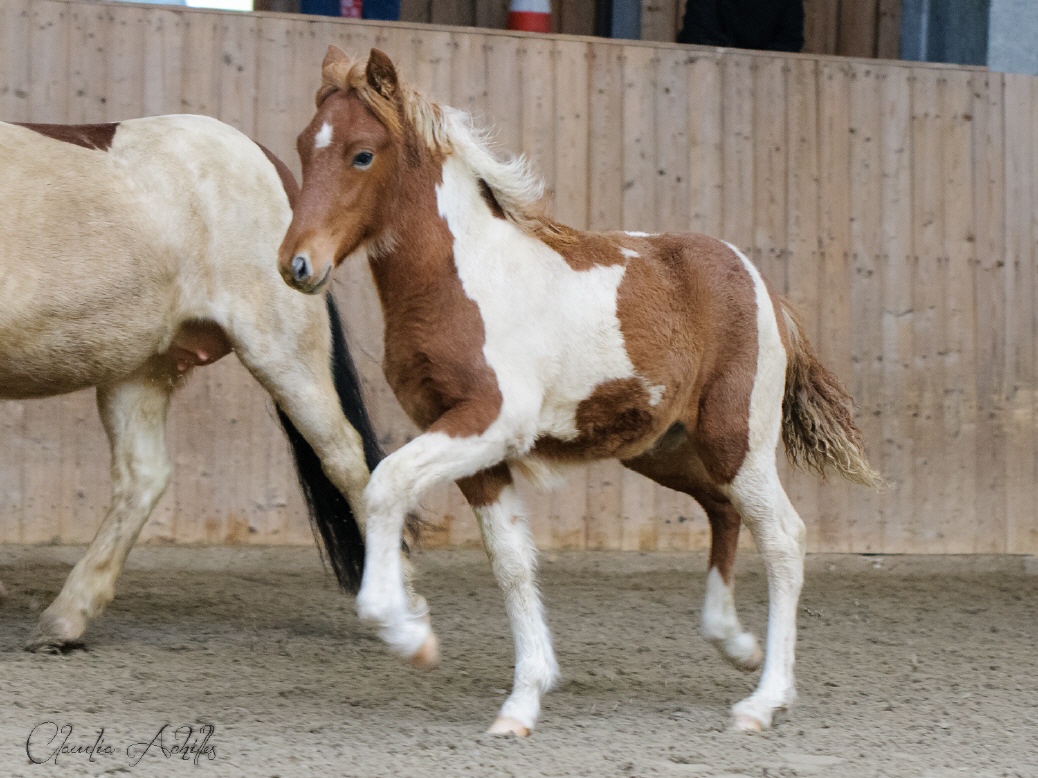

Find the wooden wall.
[{"left": 2, "top": 0, "right": 1036, "bottom": 554}]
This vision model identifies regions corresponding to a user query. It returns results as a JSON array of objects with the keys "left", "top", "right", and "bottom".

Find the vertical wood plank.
[
  {"left": 815, "top": 60, "right": 852, "bottom": 551},
  {"left": 67, "top": 1, "right": 107, "bottom": 123},
  {"left": 783, "top": 56, "right": 821, "bottom": 547},
  {"left": 751, "top": 57, "right": 788, "bottom": 290},
  {"left": 686, "top": 52, "right": 722, "bottom": 236},
  {"left": 0, "top": 0, "right": 32, "bottom": 123},
  {"left": 940, "top": 70, "right": 977, "bottom": 552},
  {"left": 141, "top": 7, "right": 184, "bottom": 118},
  {"left": 847, "top": 62, "right": 883, "bottom": 552},
  {"left": 877, "top": 63, "right": 915, "bottom": 553},
  {"left": 910, "top": 68, "right": 945, "bottom": 552},
  {"left": 105, "top": 4, "right": 147, "bottom": 121},
  {"left": 1003, "top": 74, "right": 1038, "bottom": 554},
  {"left": 621, "top": 46, "right": 658, "bottom": 231},
  {"left": 720, "top": 53, "right": 753, "bottom": 249},
  {"left": 970, "top": 71, "right": 1007, "bottom": 554},
  {"left": 552, "top": 39, "right": 590, "bottom": 228},
  {"left": 654, "top": 47, "right": 688, "bottom": 233},
  {"left": 27, "top": 0, "right": 70, "bottom": 122},
  {"left": 518, "top": 36, "right": 556, "bottom": 208},
  {"left": 483, "top": 35, "right": 521, "bottom": 153}
]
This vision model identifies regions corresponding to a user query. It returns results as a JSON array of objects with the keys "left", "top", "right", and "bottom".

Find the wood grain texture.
[{"left": 4, "top": 0, "right": 1034, "bottom": 555}]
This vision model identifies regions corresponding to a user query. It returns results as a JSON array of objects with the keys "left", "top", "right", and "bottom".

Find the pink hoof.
[
  {"left": 730, "top": 713, "right": 765, "bottom": 733},
  {"left": 487, "top": 717, "right": 531, "bottom": 737},
  {"left": 732, "top": 644, "right": 764, "bottom": 673},
  {"left": 409, "top": 632, "right": 439, "bottom": 671}
]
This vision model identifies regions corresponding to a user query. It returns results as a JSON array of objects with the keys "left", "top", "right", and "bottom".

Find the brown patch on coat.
[
  {"left": 18, "top": 122, "right": 118, "bottom": 151},
  {"left": 478, "top": 179, "right": 505, "bottom": 219},
  {"left": 456, "top": 463, "right": 512, "bottom": 508},
  {"left": 533, "top": 378, "right": 656, "bottom": 461},
  {"left": 254, "top": 141, "right": 300, "bottom": 208}
]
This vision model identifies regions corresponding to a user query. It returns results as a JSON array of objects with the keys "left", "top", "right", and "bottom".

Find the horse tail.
[
  {"left": 778, "top": 301, "right": 884, "bottom": 489},
  {"left": 276, "top": 295, "right": 420, "bottom": 593}
]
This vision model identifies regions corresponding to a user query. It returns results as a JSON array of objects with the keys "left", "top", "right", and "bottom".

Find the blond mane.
[{"left": 321, "top": 55, "right": 575, "bottom": 245}]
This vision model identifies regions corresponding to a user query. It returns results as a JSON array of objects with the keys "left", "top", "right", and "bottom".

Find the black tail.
[{"left": 275, "top": 295, "right": 395, "bottom": 593}]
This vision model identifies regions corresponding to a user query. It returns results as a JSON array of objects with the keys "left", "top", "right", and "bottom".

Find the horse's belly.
[
  {"left": 0, "top": 314, "right": 162, "bottom": 399},
  {"left": 0, "top": 343, "right": 149, "bottom": 399}
]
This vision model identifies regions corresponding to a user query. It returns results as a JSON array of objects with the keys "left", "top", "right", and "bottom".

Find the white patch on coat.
[
  {"left": 435, "top": 156, "right": 656, "bottom": 450},
  {"left": 624, "top": 231, "right": 653, "bottom": 237},
  {"left": 645, "top": 382, "right": 665, "bottom": 406},
  {"left": 314, "top": 122, "right": 333, "bottom": 149},
  {"left": 619, "top": 247, "right": 640, "bottom": 259}
]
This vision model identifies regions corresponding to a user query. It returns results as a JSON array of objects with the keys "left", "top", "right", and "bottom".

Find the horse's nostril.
[{"left": 291, "top": 254, "right": 311, "bottom": 283}]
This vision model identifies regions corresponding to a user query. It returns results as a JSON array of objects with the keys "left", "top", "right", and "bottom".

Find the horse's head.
[{"left": 279, "top": 47, "right": 404, "bottom": 294}]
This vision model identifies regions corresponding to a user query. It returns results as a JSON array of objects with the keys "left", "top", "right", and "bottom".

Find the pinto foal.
[{"left": 279, "top": 47, "right": 881, "bottom": 735}]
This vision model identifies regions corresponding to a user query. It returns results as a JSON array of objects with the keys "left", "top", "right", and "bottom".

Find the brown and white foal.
[{"left": 279, "top": 47, "right": 881, "bottom": 736}]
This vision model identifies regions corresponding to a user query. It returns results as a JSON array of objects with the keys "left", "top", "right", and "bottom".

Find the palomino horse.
[
  {"left": 0, "top": 115, "right": 411, "bottom": 651},
  {"left": 279, "top": 47, "right": 881, "bottom": 735}
]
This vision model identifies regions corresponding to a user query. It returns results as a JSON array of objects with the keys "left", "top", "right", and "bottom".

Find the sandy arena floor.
[{"left": 1, "top": 546, "right": 1036, "bottom": 777}]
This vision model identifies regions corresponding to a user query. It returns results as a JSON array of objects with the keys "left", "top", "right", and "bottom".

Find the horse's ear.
[
  {"left": 365, "top": 49, "right": 398, "bottom": 100},
  {"left": 322, "top": 45, "right": 352, "bottom": 73},
  {"left": 318, "top": 46, "right": 353, "bottom": 107}
]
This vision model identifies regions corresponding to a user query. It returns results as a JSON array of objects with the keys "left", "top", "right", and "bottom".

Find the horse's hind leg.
[
  {"left": 723, "top": 458, "right": 804, "bottom": 732},
  {"left": 699, "top": 494, "right": 763, "bottom": 671},
  {"left": 623, "top": 446, "right": 762, "bottom": 672},
  {"left": 29, "top": 375, "right": 173, "bottom": 652}
]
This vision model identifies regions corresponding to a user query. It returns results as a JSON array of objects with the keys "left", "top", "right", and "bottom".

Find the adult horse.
[
  {"left": 278, "top": 47, "right": 881, "bottom": 735},
  {"left": 0, "top": 115, "right": 413, "bottom": 652}
]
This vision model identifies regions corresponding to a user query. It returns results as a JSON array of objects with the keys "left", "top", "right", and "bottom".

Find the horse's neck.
[{"left": 369, "top": 153, "right": 494, "bottom": 302}]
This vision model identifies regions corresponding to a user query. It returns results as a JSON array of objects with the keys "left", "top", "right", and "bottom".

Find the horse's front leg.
[
  {"left": 356, "top": 418, "right": 509, "bottom": 668},
  {"left": 457, "top": 464, "right": 559, "bottom": 736},
  {"left": 29, "top": 375, "right": 173, "bottom": 652}
]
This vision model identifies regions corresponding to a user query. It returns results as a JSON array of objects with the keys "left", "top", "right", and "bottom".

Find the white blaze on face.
[{"left": 314, "top": 122, "right": 333, "bottom": 150}]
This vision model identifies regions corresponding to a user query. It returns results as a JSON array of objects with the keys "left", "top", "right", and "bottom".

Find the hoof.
[
  {"left": 409, "top": 631, "right": 439, "bottom": 670},
  {"left": 730, "top": 643, "right": 764, "bottom": 673},
  {"left": 26, "top": 632, "right": 85, "bottom": 654},
  {"left": 26, "top": 612, "right": 86, "bottom": 654},
  {"left": 487, "top": 717, "right": 531, "bottom": 737},
  {"left": 730, "top": 713, "right": 765, "bottom": 733}
]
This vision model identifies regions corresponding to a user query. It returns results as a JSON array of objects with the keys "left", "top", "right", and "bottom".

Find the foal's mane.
[{"left": 320, "top": 53, "right": 575, "bottom": 246}]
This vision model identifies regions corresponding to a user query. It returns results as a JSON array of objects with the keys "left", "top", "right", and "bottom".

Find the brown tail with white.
[{"left": 779, "top": 302, "right": 884, "bottom": 489}]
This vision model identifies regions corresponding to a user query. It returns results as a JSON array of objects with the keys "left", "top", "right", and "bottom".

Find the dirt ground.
[{"left": 1, "top": 547, "right": 1036, "bottom": 778}]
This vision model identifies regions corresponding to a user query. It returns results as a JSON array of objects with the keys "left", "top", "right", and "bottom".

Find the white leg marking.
[
  {"left": 314, "top": 122, "right": 333, "bottom": 149},
  {"left": 357, "top": 429, "right": 510, "bottom": 658},
  {"left": 721, "top": 242, "right": 806, "bottom": 731},
  {"left": 475, "top": 483, "right": 559, "bottom": 734},
  {"left": 701, "top": 567, "right": 762, "bottom": 672}
]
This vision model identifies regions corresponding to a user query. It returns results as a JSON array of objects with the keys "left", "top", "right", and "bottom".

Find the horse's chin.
[{"left": 299, "top": 263, "right": 333, "bottom": 295}]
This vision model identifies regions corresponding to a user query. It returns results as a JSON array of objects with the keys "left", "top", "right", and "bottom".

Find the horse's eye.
[{"left": 352, "top": 151, "right": 374, "bottom": 169}]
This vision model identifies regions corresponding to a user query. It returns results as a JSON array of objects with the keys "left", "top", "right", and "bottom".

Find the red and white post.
[{"left": 506, "top": 0, "right": 551, "bottom": 33}]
